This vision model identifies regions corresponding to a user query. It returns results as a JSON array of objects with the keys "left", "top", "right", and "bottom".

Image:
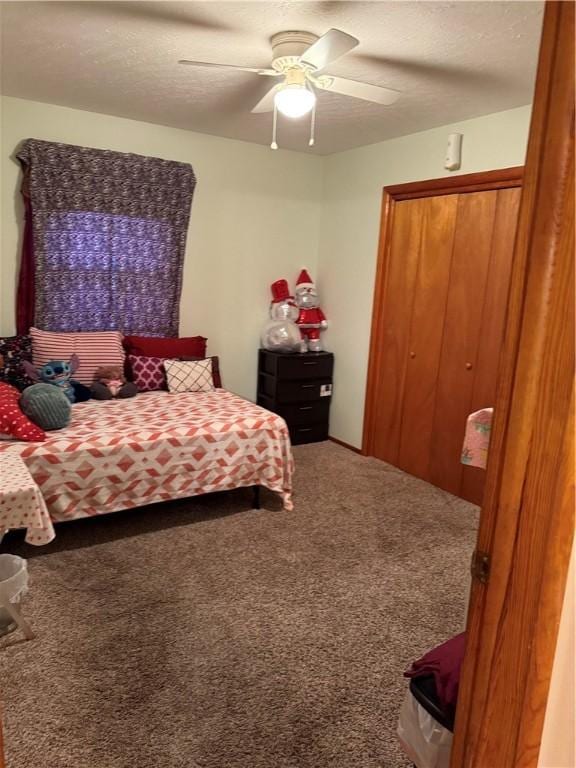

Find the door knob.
[
  {"left": 410, "top": 352, "right": 416, "bottom": 358},
  {"left": 466, "top": 362, "right": 473, "bottom": 370}
]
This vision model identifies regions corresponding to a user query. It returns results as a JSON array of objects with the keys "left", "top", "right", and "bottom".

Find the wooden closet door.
[
  {"left": 460, "top": 188, "right": 521, "bottom": 503},
  {"left": 365, "top": 170, "right": 522, "bottom": 505},
  {"left": 397, "top": 195, "right": 458, "bottom": 479},
  {"left": 371, "top": 198, "right": 424, "bottom": 463},
  {"left": 428, "top": 190, "right": 498, "bottom": 496}
]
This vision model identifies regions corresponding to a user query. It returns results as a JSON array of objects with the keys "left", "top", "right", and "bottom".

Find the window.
[{"left": 43, "top": 211, "right": 176, "bottom": 333}]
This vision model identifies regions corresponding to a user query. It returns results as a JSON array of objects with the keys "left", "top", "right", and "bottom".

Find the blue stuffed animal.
[{"left": 23, "top": 353, "right": 91, "bottom": 403}]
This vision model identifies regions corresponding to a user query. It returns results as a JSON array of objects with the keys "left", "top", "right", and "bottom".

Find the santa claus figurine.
[{"left": 294, "top": 269, "right": 328, "bottom": 353}]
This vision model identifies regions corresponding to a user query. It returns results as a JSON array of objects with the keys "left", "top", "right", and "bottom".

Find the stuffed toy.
[
  {"left": 20, "top": 383, "right": 71, "bottom": 431},
  {"left": 23, "top": 354, "right": 91, "bottom": 403},
  {"left": 91, "top": 366, "right": 137, "bottom": 400}
]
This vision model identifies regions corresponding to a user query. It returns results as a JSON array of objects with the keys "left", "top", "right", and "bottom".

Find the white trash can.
[
  {"left": 0, "top": 554, "right": 29, "bottom": 636},
  {"left": 397, "top": 678, "right": 453, "bottom": 768}
]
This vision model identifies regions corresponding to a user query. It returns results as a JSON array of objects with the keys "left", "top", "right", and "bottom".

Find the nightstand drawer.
[
  {"left": 275, "top": 354, "right": 334, "bottom": 380},
  {"left": 275, "top": 400, "right": 331, "bottom": 425},
  {"left": 276, "top": 379, "right": 332, "bottom": 403},
  {"left": 289, "top": 422, "right": 329, "bottom": 445}
]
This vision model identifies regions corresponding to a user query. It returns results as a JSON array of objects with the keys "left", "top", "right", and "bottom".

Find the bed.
[{"left": 0, "top": 389, "right": 294, "bottom": 543}]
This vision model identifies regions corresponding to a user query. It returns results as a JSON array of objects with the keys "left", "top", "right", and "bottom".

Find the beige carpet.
[{"left": 0, "top": 442, "right": 478, "bottom": 768}]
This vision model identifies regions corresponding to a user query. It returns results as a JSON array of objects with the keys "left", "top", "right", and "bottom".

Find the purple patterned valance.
[{"left": 16, "top": 139, "right": 196, "bottom": 336}]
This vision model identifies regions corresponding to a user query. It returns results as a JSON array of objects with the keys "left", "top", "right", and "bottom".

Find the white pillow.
[{"left": 164, "top": 359, "right": 214, "bottom": 393}]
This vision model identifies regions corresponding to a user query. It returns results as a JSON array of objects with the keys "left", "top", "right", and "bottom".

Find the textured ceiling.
[{"left": 0, "top": 1, "right": 543, "bottom": 155}]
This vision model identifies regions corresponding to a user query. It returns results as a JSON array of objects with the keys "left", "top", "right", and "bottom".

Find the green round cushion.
[{"left": 20, "top": 384, "right": 71, "bottom": 431}]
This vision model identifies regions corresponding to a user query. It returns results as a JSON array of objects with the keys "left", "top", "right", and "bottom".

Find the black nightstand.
[{"left": 257, "top": 349, "right": 334, "bottom": 445}]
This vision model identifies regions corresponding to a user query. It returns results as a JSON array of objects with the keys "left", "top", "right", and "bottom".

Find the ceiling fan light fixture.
[{"left": 274, "top": 84, "right": 316, "bottom": 118}]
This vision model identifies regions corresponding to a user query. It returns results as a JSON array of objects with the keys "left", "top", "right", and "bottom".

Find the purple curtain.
[
  {"left": 15, "top": 139, "right": 196, "bottom": 336},
  {"left": 16, "top": 167, "right": 35, "bottom": 335}
]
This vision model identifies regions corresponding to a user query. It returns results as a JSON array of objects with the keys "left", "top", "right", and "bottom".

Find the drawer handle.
[
  {"left": 298, "top": 406, "right": 313, "bottom": 411},
  {"left": 301, "top": 384, "right": 315, "bottom": 389},
  {"left": 303, "top": 361, "right": 318, "bottom": 366},
  {"left": 298, "top": 428, "right": 313, "bottom": 432}
]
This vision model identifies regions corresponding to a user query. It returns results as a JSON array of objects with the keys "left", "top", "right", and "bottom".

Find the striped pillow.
[{"left": 30, "top": 328, "right": 125, "bottom": 386}]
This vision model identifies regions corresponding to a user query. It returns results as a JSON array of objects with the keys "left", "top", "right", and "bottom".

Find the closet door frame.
[{"left": 362, "top": 166, "right": 523, "bottom": 458}]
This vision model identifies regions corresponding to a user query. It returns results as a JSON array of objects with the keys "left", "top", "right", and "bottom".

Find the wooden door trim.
[
  {"left": 362, "top": 166, "right": 523, "bottom": 457},
  {"left": 451, "top": 2, "right": 574, "bottom": 767},
  {"left": 385, "top": 166, "right": 523, "bottom": 200},
  {"left": 328, "top": 436, "right": 363, "bottom": 455}
]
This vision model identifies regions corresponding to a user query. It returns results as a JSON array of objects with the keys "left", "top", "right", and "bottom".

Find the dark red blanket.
[{"left": 404, "top": 632, "right": 467, "bottom": 719}]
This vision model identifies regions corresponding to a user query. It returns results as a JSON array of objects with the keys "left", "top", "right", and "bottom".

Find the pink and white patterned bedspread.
[{"left": 0, "top": 390, "right": 294, "bottom": 524}]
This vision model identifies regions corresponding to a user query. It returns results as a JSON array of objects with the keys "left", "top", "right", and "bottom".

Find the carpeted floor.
[{"left": 0, "top": 441, "right": 478, "bottom": 768}]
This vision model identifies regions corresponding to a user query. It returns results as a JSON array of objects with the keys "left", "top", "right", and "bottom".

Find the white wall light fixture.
[{"left": 445, "top": 133, "right": 463, "bottom": 171}]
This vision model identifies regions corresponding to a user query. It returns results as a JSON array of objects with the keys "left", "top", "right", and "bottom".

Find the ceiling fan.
[{"left": 179, "top": 29, "right": 400, "bottom": 149}]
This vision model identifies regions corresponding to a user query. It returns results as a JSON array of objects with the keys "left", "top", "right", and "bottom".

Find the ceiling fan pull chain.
[
  {"left": 271, "top": 103, "right": 279, "bottom": 150},
  {"left": 309, "top": 100, "right": 316, "bottom": 147}
]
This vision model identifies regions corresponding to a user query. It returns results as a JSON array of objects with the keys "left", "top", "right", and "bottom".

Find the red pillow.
[
  {"left": 128, "top": 355, "right": 167, "bottom": 392},
  {"left": 0, "top": 383, "right": 45, "bottom": 442},
  {"left": 123, "top": 335, "right": 207, "bottom": 360}
]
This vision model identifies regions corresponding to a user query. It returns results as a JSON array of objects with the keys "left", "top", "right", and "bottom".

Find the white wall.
[
  {"left": 318, "top": 105, "right": 532, "bottom": 447},
  {"left": 0, "top": 96, "right": 323, "bottom": 400}
]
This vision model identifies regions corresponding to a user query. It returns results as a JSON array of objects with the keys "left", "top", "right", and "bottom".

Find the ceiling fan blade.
[
  {"left": 179, "top": 60, "right": 279, "bottom": 76},
  {"left": 251, "top": 85, "right": 279, "bottom": 113},
  {"left": 300, "top": 28, "right": 359, "bottom": 71},
  {"left": 319, "top": 75, "right": 400, "bottom": 105},
  {"left": 81, "top": 2, "right": 233, "bottom": 32}
]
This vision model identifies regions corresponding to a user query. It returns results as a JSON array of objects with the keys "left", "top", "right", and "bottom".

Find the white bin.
[
  {"left": 397, "top": 687, "right": 453, "bottom": 768},
  {"left": 0, "top": 555, "right": 29, "bottom": 635}
]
